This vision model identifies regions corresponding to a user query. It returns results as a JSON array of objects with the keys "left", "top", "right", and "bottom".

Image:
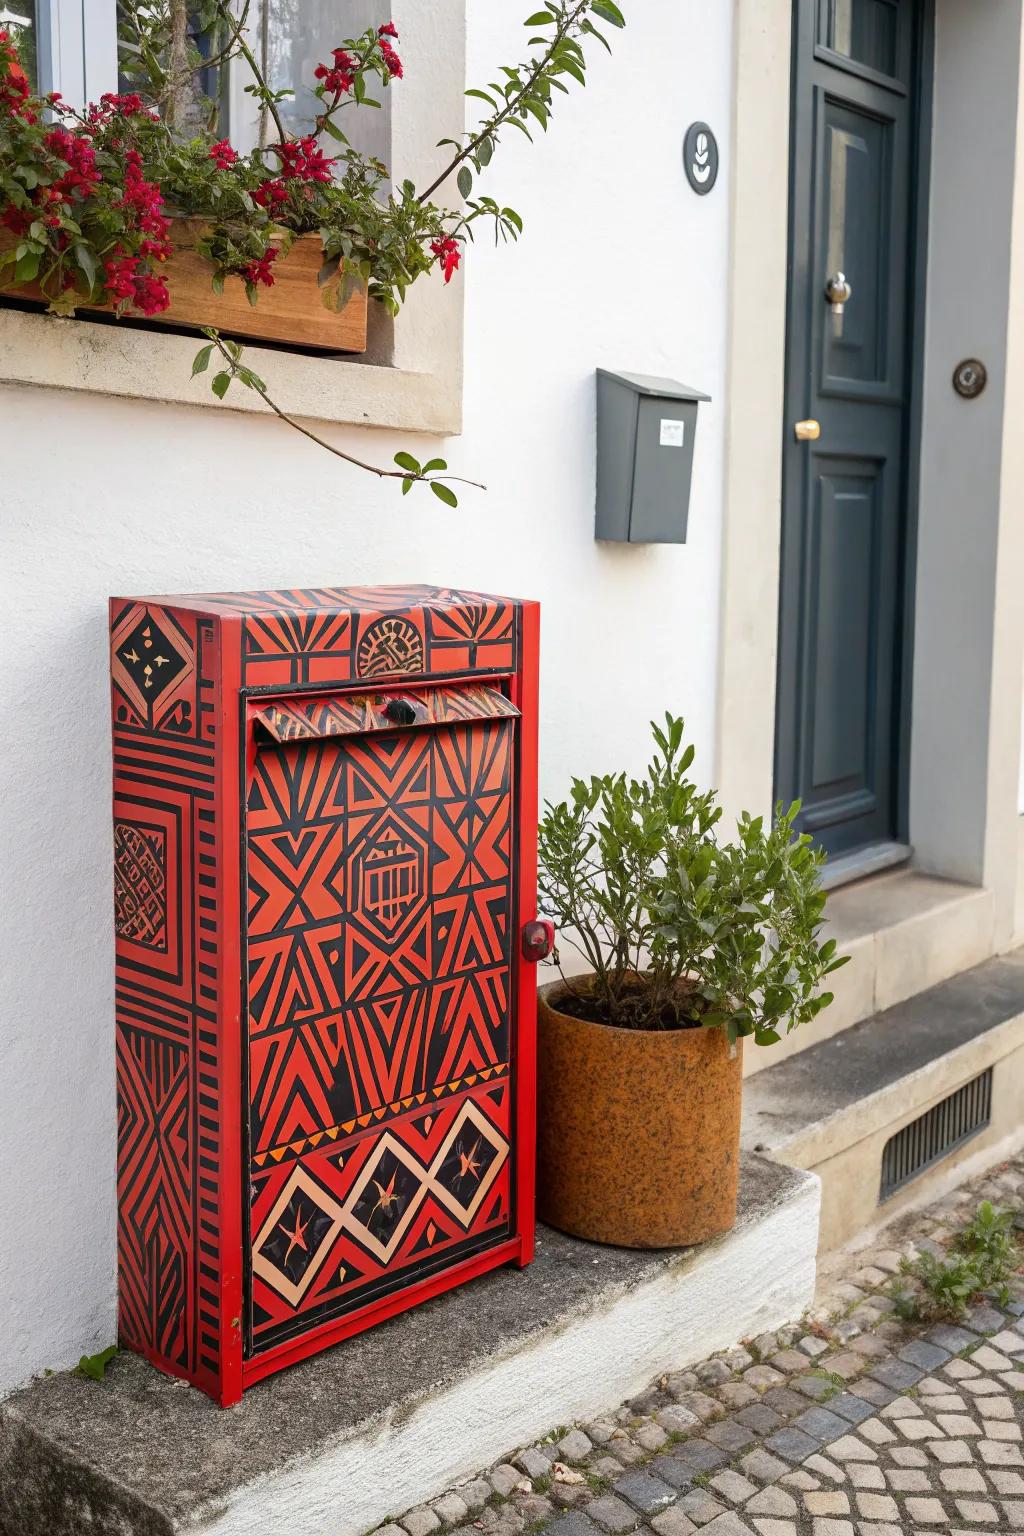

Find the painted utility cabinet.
[{"left": 109, "top": 586, "right": 541, "bottom": 1405}]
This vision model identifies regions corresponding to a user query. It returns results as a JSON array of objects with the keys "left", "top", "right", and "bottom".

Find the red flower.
[
  {"left": 243, "top": 247, "right": 278, "bottom": 288},
  {"left": 273, "top": 135, "right": 333, "bottom": 183},
  {"left": 379, "top": 22, "right": 398, "bottom": 37},
  {"left": 43, "top": 125, "right": 101, "bottom": 200},
  {"left": 0, "top": 206, "right": 31, "bottom": 235},
  {"left": 379, "top": 39, "right": 403, "bottom": 78},
  {"left": 315, "top": 48, "right": 355, "bottom": 95},
  {"left": 253, "top": 177, "right": 289, "bottom": 209},
  {"left": 0, "top": 30, "right": 33, "bottom": 120},
  {"left": 430, "top": 235, "right": 461, "bottom": 283},
  {"left": 209, "top": 139, "right": 238, "bottom": 169},
  {"left": 103, "top": 251, "right": 169, "bottom": 315}
]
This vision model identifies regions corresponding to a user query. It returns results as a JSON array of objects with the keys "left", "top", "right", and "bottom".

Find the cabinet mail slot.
[{"left": 251, "top": 683, "right": 519, "bottom": 744}]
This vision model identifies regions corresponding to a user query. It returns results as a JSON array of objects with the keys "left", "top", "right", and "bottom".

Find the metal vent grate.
[{"left": 879, "top": 1069, "right": 993, "bottom": 1202}]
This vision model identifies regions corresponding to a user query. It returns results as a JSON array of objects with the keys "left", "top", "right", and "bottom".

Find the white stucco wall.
[{"left": 0, "top": 0, "right": 733, "bottom": 1395}]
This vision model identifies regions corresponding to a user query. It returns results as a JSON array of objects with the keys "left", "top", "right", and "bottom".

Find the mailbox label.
[{"left": 659, "top": 418, "right": 686, "bottom": 448}]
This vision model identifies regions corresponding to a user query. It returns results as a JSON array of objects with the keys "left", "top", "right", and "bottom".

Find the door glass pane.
[
  {"left": 2, "top": 0, "right": 38, "bottom": 90},
  {"left": 830, "top": 0, "right": 897, "bottom": 76}
]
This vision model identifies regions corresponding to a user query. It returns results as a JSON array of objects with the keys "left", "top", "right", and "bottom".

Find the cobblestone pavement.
[{"left": 370, "top": 1156, "right": 1024, "bottom": 1536}]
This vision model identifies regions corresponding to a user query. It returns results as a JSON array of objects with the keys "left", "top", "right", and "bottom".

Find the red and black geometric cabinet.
[{"left": 109, "top": 586, "right": 542, "bottom": 1405}]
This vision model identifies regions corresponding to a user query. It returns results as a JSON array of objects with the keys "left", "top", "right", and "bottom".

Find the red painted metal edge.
[
  {"left": 241, "top": 1235, "right": 526, "bottom": 1386},
  {"left": 216, "top": 614, "right": 245, "bottom": 1406},
  {"left": 512, "top": 602, "right": 540, "bottom": 1268}
]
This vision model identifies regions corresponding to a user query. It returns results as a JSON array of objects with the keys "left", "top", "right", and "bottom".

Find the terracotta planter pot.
[
  {"left": 0, "top": 218, "right": 367, "bottom": 352},
  {"left": 537, "top": 978, "right": 742, "bottom": 1248}
]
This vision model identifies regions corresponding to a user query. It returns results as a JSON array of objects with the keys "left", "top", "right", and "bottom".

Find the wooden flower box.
[{"left": 0, "top": 219, "right": 367, "bottom": 353}]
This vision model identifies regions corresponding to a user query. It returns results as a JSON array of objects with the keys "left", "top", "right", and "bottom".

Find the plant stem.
[
  {"left": 205, "top": 333, "right": 485, "bottom": 491},
  {"left": 416, "top": 0, "right": 593, "bottom": 204},
  {"left": 210, "top": 0, "right": 287, "bottom": 144}
]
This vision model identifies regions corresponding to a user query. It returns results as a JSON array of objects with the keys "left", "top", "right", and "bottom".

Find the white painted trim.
[
  {"left": 200, "top": 1170, "right": 821, "bottom": 1536},
  {"left": 0, "top": 0, "right": 466, "bottom": 434}
]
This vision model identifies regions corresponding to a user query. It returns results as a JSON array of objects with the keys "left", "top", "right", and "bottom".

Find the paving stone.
[
  {"left": 895, "top": 1415, "right": 944, "bottom": 1440},
  {"left": 854, "top": 1492, "right": 898, "bottom": 1521},
  {"left": 879, "top": 1394, "right": 924, "bottom": 1419},
  {"left": 938, "top": 1469, "right": 987, "bottom": 1494},
  {"left": 612, "top": 1473, "right": 677, "bottom": 1516},
  {"left": 764, "top": 1428, "right": 820, "bottom": 1463},
  {"left": 674, "top": 1440, "right": 729, "bottom": 1473},
  {"left": 592, "top": 1457, "right": 629, "bottom": 1481},
  {"left": 826, "top": 1437, "right": 879, "bottom": 1463},
  {"left": 945, "top": 1359, "right": 982, "bottom": 1381},
  {"left": 738, "top": 1450, "right": 789, "bottom": 1484},
  {"left": 792, "top": 1407, "right": 851, "bottom": 1443},
  {"left": 658, "top": 1405, "right": 704, "bottom": 1436},
  {"left": 696, "top": 1359, "right": 735, "bottom": 1388},
  {"left": 402, "top": 1507, "right": 442, "bottom": 1536},
  {"left": 978, "top": 1439, "right": 1024, "bottom": 1465},
  {"left": 701, "top": 1515, "right": 756, "bottom": 1536},
  {"left": 647, "top": 1455, "right": 695, "bottom": 1492},
  {"left": 636, "top": 1424, "right": 670, "bottom": 1453},
  {"left": 828, "top": 1394, "right": 875, "bottom": 1426},
  {"left": 978, "top": 1396, "right": 1014, "bottom": 1420},
  {"left": 722, "top": 1349, "right": 755, "bottom": 1373},
  {"left": 458, "top": 1478, "right": 492, "bottom": 1511},
  {"left": 869, "top": 1358, "right": 925, "bottom": 1391},
  {"left": 925, "top": 1324, "right": 981, "bottom": 1353},
  {"left": 780, "top": 1471, "right": 820, "bottom": 1492},
  {"left": 492, "top": 1464, "right": 529, "bottom": 1496},
  {"left": 677, "top": 1490, "right": 729, "bottom": 1526},
  {"left": 547, "top": 1513, "right": 601, "bottom": 1536},
  {"left": 849, "top": 1378, "right": 897, "bottom": 1408},
  {"left": 559, "top": 1431, "right": 595, "bottom": 1463},
  {"left": 752, "top": 1334, "right": 781, "bottom": 1359},
  {"left": 855, "top": 1525, "right": 901, "bottom": 1536},
  {"left": 750, "top": 1519, "right": 796, "bottom": 1536},
  {"left": 705, "top": 1421, "right": 757, "bottom": 1454},
  {"left": 745, "top": 1366, "right": 786, "bottom": 1391},
  {"left": 514, "top": 1495, "right": 555, "bottom": 1523},
  {"left": 988, "top": 1329, "right": 1024, "bottom": 1354},
  {"left": 857, "top": 1419, "right": 896, "bottom": 1447},
  {"left": 969, "top": 1345, "right": 1013, "bottom": 1372},
  {"left": 666, "top": 1373, "right": 700, "bottom": 1398},
  {"left": 869, "top": 1250, "right": 904, "bottom": 1275},
  {"left": 650, "top": 1508, "right": 697, "bottom": 1536},
  {"left": 952, "top": 1501, "right": 997, "bottom": 1525},
  {"left": 904, "top": 1496, "right": 951, "bottom": 1523},
  {"left": 770, "top": 1351, "right": 811, "bottom": 1375},
  {"left": 991, "top": 1472, "right": 1024, "bottom": 1495},
  {"left": 736, "top": 1405, "right": 786, "bottom": 1436},
  {"left": 720, "top": 1382, "right": 760, "bottom": 1410},
  {"left": 794, "top": 1375, "right": 838, "bottom": 1402},
  {"left": 846, "top": 1464, "right": 885, "bottom": 1490},
  {"left": 800, "top": 1336, "right": 830, "bottom": 1358},
  {"left": 850, "top": 1335, "right": 892, "bottom": 1362},
  {"left": 889, "top": 1447, "right": 928, "bottom": 1467},
  {"left": 803, "top": 1455, "right": 845, "bottom": 1483},
  {"left": 900, "top": 1339, "right": 953, "bottom": 1370},
  {"left": 966, "top": 1306, "right": 1007, "bottom": 1335},
  {"left": 980, "top": 1418, "right": 1021, "bottom": 1441},
  {"left": 804, "top": 1491, "right": 850, "bottom": 1515},
  {"left": 432, "top": 1493, "right": 470, "bottom": 1524},
  {"left": 763, "top": 1387, "right": 813, "bottom": 1417},
  {"left": 587, "top": 1495, "right": 641, "bottom": 1532},
  {"left": 935, "top": 1415, "right": 981, "bottom": 1438},
  {"left": 676, "top": 1393, "right": 727, "bottom": 1424},
  {"left": 377, "top": 1525, "right": 408, "bottom": 1536},
  {"left": 886, "top": 1468, "right": 931, "bottom": 1491},
  {"left": 587, "top": 1420, "right": 621, "bottom": 1446},
  {"left": 808, "top": 1520, "right": 854, "bottom": 1536},
  {"left": 746, "top": 1486, "right": 798, "bottom": 1517},
  {"left": 928, "top": 1440, "right": 973, "bottom": 1465},
  {"left": 516, "top": 1448, "right": 554, "bottom": 1480},
  {"left": 1003, "top": 1500, "right": 1024, "bottom": 1528},
  {"left": 710, "top": 1471, "right": 759, "bottom": 1505}
]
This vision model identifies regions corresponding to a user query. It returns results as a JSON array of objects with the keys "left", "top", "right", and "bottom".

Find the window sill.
[{"left": 0, "top": 306, "right": 463, "bottom": 436}]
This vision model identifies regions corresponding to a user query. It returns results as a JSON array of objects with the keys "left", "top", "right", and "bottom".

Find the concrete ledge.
[
  {"left": 0, "top": 1156, "right": 818, "bottom": 1536},
  {"left": 743, "top": 947, "right": 1024, "bottom": 1249}
]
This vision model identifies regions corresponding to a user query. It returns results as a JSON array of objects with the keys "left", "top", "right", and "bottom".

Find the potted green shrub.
[{"left": 536, "top": 714, "right": 846, "bottom": 1249}]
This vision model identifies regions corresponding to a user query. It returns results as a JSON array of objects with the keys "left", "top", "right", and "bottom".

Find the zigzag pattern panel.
[
  {"left": 246, "top": 715, "right": 516, "bottom": 1350},
  {"left": 110, "top": 604, "right": 223, "bottom": 1393},
  {"left": 250, "top": 1079, "right": 512, "bottom": 1348}
]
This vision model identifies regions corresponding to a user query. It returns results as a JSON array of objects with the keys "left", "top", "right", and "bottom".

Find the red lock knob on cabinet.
[{"left": 522, "top": 919, "right": 555, "bottom": 962}]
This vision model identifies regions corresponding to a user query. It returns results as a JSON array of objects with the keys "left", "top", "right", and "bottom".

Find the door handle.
[
  {"left": 794, "top": 420, "right": 821, "bottom": 442},
  {"left": 825, "top": 271, "right": 852, "bottom": 314}
]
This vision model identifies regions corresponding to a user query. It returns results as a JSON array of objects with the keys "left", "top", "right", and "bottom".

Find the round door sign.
[{"left": 684, "top": 122, "right": 719, "bottom": 195}]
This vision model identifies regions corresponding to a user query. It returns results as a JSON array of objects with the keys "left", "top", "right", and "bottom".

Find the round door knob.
[
  {"left": 382, "top": 697, "right": 418, "bottom": 726},
  {"left": 825, "top": 271, "right": 852, "bottom": 313}
]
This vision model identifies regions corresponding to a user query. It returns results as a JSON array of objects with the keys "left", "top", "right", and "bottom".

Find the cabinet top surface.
[{"left": 111, "top": 585, "right": 527, "bottom": 620}]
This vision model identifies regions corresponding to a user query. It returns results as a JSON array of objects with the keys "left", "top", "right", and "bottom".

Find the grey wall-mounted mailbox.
[{"left": 595, "top": 369, "right": 711, "bottom": 544}]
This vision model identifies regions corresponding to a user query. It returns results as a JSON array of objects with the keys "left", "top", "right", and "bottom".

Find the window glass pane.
[
  {"left": 230, "top": 0, "right": 391, "bottom": 165},
  {"left": 117, "top": 2, "right": 224, "bottom": 132},
  {"left": 830, "top": 0, "right": 898, "bottom": 76},
  {"left": 2, "top": 0, "right": 39, "bottom": 90}
]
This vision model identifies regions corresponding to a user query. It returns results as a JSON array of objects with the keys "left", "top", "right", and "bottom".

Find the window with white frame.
[{"left": 24, "top": 1, "right": 389, "bottom": 165}]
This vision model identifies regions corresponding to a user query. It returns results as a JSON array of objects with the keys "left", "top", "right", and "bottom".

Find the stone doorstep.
[
  {"left": 744, "top": 870, "right": 994, "bottom": 1081},
  {"left": 0, "top": 1156, "right": 819, "bottom": 1536}
]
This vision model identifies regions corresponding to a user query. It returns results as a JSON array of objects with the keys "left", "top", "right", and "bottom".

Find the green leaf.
[
  {"left": 457, "top": 165, "right": 473, "bottom": 198},
  {"left": 591, "top": 0, "right": 626, "bottom": 25},
  {"left": 401, "top": 477, "right": 414, "bottom": 495},
  {"left": 394, "top": 450, "right": 421, "bottom": 474},
  {"left": 524, "top": 10, "right": 554, "bottom": 24},
  {"left": 421, "top": 458, "right": 447, "bottom": 473},
  {"left": 73, "top": 243, "right": 97, "bottom": 290},
  {"left": 465, "top": 87, "right": 497, "bottom": 107},
  {"left": 76, "top": 1346, "right": 118, "bottom": 1382},
  {"left": 317, "top": 254, "right": 342, "bottom": 288},
  {"left": 191, "top": 345, "right": 214, "bottom": 377},
  {"left": 211, "top": 371, "right": 232, "bottom": 400},
  {"left": 430, "top": 481, "right": 459, "bottom": 507}
]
